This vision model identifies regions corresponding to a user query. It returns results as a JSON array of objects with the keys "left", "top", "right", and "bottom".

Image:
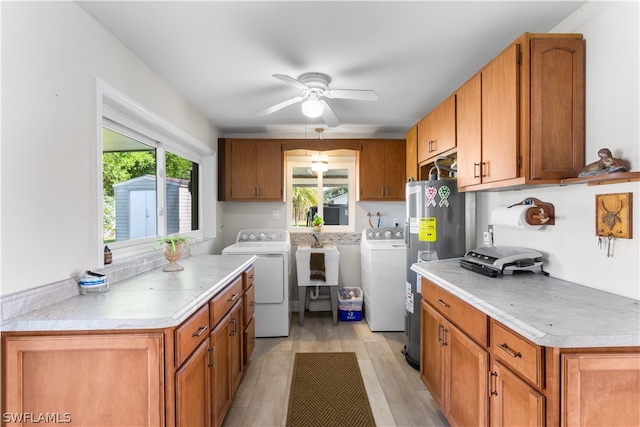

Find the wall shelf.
[{"left": 560, "top": 171, "right": 640, "bottom": 186}]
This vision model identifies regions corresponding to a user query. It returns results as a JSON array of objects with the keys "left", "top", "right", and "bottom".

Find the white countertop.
[
  {"left": 1, "top": 255, "right": 257, "bottom": 332},
  {"left": 412, "top": 259, "right": 640, "bottom": 348}
]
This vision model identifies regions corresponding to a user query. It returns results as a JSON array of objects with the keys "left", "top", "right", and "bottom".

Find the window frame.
[
  {"left": 285, "top": 152, "right": 356, "bottom": 233},
  {"left": 96, "top": 79, "right": 213, "bottom": 265}
]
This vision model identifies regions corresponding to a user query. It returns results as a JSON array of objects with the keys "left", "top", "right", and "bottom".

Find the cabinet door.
[
  {"left": 406, "top": 125, "right": 418, "bottom": 182},
  {"left": 448, "top": 322, "right": 489, "bottom": 427},
  {"left": 491, "top": 360, "right": 544, "bottom": 427},
  {"left": 561, "top": 353, "right": 640, "bottom": 427},
  {"left": 384, "top": 139, "right": 406, "bottom": 199},
  {"left": 431, "top": 95, "right": 456, "bottom": 158},
  {"left": 210, "top": 318, "right": 232, "bottom": 427},
  {"left": 230, "top": 139, "right": 258, "bottom": 199},
  {"left": 176, "top": 338, "right": 212, "bottom": 427},
  {"left": 255, "top": 139, "right": 283, "bottom": 199},
  {"left": 3, "top": 334, "right": 164, "bottom": 426},
  {"left": 417, "top": 113, "right": 435, "bottom": 164},
  {"left": 530, "top": 38, "right": 585, "bottom": 180},
  {"left": 421, "top": 301, "right": 447, "bottom": 410},
  {"left": 359, "top": 140, "right": 387, "bottom": 199},
  {"left": 244, "top": 317, "right": 256, "bottom": 365},
  {"left": 417, "top": 96, "right": 456, "bottom": 164},
  {"left": 229, "top": 302, "right": 244, "bottom": 396},
  {"left": 481, "top": 43, "right": 519, "bottom": 183},
  {"left": 456, "top": 73, "right": 482, "bottom": 187}
]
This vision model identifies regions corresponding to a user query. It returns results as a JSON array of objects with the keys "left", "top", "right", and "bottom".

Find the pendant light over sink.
[{"left": 310, "top": 127, "right": 328, "bottom": 172}]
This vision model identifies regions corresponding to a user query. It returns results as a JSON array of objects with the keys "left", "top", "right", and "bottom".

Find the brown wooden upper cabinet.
[
  {"left": 218, "top": 138, "right": 283, "bottom": 201},
  {"left": 456, "top": 33, "right": 585, "bottom": 191},
  {"left": 417, "top": 94, "right": 456, "bottom": 165},
  {"left": 359, "top": 139, "right": 406, "bottom": 200}
]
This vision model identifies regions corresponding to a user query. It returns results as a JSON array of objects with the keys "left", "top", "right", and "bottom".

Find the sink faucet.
[{"left": 311, "top": 232, "right": 322, "bottom": 248}]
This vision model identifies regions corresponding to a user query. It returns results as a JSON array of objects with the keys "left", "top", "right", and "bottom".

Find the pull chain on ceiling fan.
[{"left": 257, "top": 72, "right": 378, "bottom": 127}]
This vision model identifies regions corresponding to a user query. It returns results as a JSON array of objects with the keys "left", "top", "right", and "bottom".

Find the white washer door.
[{"left": 253, "top": 255, "right": 284, "bottom": 304}]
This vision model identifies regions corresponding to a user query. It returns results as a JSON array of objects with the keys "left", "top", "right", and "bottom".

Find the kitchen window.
[
  {"left": 286, "top": 151, "right": 356, "bottom": 232},
  {"left": 97, "top": 79, "right": 209, "bottom": 264},
  {"left": 102, "top": 122, "right": 199, "bottom": 245}
]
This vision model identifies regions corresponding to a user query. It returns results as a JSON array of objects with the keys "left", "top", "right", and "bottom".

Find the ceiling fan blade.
[
  {"left": 257, "top": 95, "right": 306, "bottom": 116},
  {"left": 320, "top": 100, "right": 341, "bottom": 128},
  {"left": 325, "top": 89, "right": 378, "bottom": 101},
  {"left": 272, "top": 74, "right": 309, "bottom": 90}
]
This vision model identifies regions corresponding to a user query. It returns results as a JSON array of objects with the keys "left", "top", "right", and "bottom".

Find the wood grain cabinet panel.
[
  {"left": 218, "top": 138, "right": 283, "bottom": 201},
  {"left": 359, "top": 139, "right": 406, "bottom": 200},
  {"left": 417, "top": 94, "right": 456, "bottom": 165},
  {"left": 421, "top": 299, "right": 489, "bottom": 427},
  {"left": 455, "top": 33, "right": 585, "bottom": 191},
  {"left": 3, "top": 334, "right": 164, "bottom": 426},
  {"left": 491, "top": 360, "right": 545, "bottom": 427},
  {"left": 561, "top": 352, "right": 640, "bottom": 427}
]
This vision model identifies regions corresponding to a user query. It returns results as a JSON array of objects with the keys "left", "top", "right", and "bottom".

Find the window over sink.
[{"left": 285, "top": 151, "right": 356, "bottom": 232}]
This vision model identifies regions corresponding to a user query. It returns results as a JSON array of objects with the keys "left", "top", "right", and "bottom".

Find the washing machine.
[
  {"left": 222, "top": 229, "right": 292, "bottom": 337},
  {"left": 360, "top": 227, "right": 406, "bottom": 331}
]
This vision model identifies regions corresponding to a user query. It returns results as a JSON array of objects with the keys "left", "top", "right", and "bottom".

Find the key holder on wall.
[
  {"left": 509, "top": 197, "right": 556, "bottom": 226},
  {"left": 596, "top": 193, "right": 632, "bottom": 239}
]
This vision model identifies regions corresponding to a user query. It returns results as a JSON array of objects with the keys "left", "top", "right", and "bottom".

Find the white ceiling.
[{"left": 77, "top": 1, "right": 585, "bottom": 139}]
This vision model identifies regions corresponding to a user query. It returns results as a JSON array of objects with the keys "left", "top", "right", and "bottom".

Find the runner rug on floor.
[{"left": 286, "top": 352, "right": 376, "bottom": 427}]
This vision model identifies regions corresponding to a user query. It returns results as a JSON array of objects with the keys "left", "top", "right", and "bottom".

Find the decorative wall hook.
[{"left": 509, "top": 198, "right": 556, "bottom": 226}]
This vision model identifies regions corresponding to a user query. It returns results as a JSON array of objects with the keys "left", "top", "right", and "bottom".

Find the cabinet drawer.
[
  {"left": 491, "top": 320, "right": 544, "bottom": 388},
  {"left": 210, "top": 276, "right": 243, "bottom": 327},
  {"left": 175, "top": 304, "right": 210, "bottom": 366},
  {"left": 422, "top": 278, "right": 488, "bottom": 347},
  {"left": 243, "top": 266, "right": 255, "bottom": 291},
  {"left": 243, "top": 283, "right": 255, "bottom": 325}
]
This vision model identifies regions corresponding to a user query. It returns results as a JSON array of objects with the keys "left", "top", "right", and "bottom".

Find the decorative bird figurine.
[{"left": 578, "top": 148, "right": 629, "bottom": 177}]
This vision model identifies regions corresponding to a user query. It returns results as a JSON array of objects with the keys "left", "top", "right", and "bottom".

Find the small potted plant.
[
  {"left": 155, "top": 235, "right": 194, "bottom": 272},
  {"left": 312, "top": 214, "right": 323, "bottom": 232}
]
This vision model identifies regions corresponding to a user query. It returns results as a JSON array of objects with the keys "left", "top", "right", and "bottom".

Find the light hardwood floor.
[{"left": 223, "top": 311, "right": 450, "bottom": 427}]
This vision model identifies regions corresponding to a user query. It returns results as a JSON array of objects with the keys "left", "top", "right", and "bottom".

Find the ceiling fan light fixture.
[{"left": 301, "top": 96, "right": 324, "bottom": 118}]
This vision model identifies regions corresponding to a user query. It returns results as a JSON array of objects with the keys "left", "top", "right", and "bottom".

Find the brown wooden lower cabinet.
[
  {"left": 491, "top": 360, "right": 545, "bottom": 427},
  {"left": 176, "top": 338, "right": 212, "bottom": 427},
  {"left": 420, "top": 277, "right": 640, "bottom": 427},
  {"left": 421, "top": 299, "right": 489, "bottom": 427},
  {"left": 3, "top": 333, "right": 164, "bottom": 426},
  {"left": 1, "top": 265, "right": 255, "bottom": 427}
]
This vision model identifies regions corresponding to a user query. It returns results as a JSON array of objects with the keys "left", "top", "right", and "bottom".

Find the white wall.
[
  {"left": 1, "top": 2, "right": 219, "bottom": 295},
  {"left": 475, "top": 1, "right": 639, "bottom": 299}
]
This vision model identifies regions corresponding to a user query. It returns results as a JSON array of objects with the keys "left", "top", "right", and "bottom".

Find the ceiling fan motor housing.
[{"left": 298, "top": 72, "right": 331, "bottom": 92}]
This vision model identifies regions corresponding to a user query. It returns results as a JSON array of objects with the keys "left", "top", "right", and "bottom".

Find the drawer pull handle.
[
  {"left": 249, "top": 302, "right": 256, "bottom": 307},
  {"left": 436, "top": 298, "right": 450, "bottom": 308},
  {"left": 228, "top": 293, "right": 239, "bottom": 302},
  {"left": 498, "top": 343, "right": 522, "bottom": 358},
  {"left": 192, "top": 325, "right": 208, "bottom": 337}
]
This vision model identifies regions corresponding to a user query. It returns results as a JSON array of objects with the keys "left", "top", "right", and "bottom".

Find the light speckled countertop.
[
  {"left": 412, "top": 259, "right": 640, "bottom": 348},
  {"left": 1, "top": 255, "right": 257, "bottom": 332}
]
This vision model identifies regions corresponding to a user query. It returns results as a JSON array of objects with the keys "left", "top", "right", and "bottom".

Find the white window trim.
[
  {"left": 95, "top": 78, "right": 214, "bottom": 265},
  {"left": 285, "top": 154, "right": 356, "bottom": 233}
]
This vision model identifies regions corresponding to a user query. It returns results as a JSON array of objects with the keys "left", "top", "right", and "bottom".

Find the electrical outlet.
[
  {"left": 393, "top": 217, "right": 400, "bottom": 226},
  {"left": 484, "top": 225, "right": 494, "bottom": 246},
  {"left": 272, "top": 209, "right": 280, "bottom": 219}
]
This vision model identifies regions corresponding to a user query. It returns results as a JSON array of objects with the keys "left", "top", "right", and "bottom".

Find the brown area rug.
[{"left": 286, "top": 352, "right": 376, "bottom": 427}]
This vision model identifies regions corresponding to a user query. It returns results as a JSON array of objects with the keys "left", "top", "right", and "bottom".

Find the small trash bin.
[{"left": 338, "top": 287, "right": 363, "bottom": 321}]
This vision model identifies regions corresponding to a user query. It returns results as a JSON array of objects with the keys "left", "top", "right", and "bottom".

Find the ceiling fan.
[{"left": 257, "top": 72, "right": 378, "bottom": 127}]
